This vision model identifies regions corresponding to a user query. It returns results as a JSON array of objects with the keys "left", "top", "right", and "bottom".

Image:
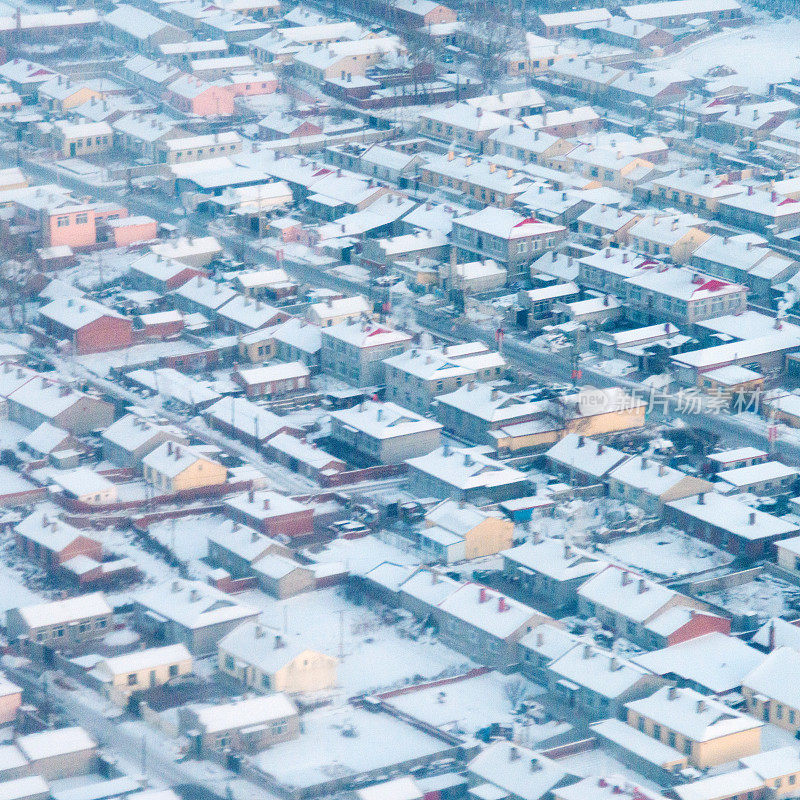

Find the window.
[
  {"left": 76, "top": 213, "right": 88, "bottom": 225},
  {"left": 225, "top": 655, "right": 235, "bottom": 671},
  {"left": 169, "top": 664, "right": 179, "bottom": 677},
  {"left": 56, "top": 216, "right": 69, "bottom": 227},
  {"left": 127, "top": 673, "right": 137, "bottom": 685}
]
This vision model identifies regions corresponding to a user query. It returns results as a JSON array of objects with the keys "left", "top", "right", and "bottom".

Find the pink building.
[
  {"left": 164, "top": 75, "right": 235, "bottom": 116},
  {"left": 0, "top": 673, "right": 22, "bottom": 724},
  {"left": 108, "top": 215, "right": 158, "bottom": 247}
]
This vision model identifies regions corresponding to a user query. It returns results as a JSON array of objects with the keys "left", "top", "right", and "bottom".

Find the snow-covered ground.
[
  {"left": 602, "top": 528, "right": 733, "bottom": 578},
  {"left": 655, "top": 14, "right": 800, "bottom": 94},
  {"left": 699, "top": 572, "right": 800, "bottom": 623}
]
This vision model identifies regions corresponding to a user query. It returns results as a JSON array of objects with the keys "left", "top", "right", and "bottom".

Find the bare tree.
[{"left": 503, "top": 677, "right": 529, "bottom": 710}]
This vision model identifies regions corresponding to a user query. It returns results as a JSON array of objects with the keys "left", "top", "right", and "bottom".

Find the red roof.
[{"left": 513, "top": 217, "right": 542, "bottom": 227}]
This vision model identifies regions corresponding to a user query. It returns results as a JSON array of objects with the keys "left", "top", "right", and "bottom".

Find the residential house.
[
  {"left": 38, "top": 297, "right": 132, "bottom": 354},
  {"left": 224, "top": 489, "right": 314, "bottom": 538},
  {"left": 252, "top": 554, "right": 316, "bottom": 598},
  {"left": 405, "top": 445, "right": 532, "bottom": 502},
  {"left": 503, "top": 539, "right": 606, "bottom": 612},
  {"left": 545, "top": 434, "right": 629, "bottom": 485},
  {"left": 142, "top": 441, "right": 227, "bottom": 494},
  {"left": 133, "top": 579, "right": 259, "bottom": 655},
  {"left": 101, "top": 413, "right": 188, "bottom": 468},
  {"left": 218, "top": 620, "right": 337, "bottom": 693},
  {"left": 329, "top": 400, "right": 442, "bottom": 464},
  {"left": 320, "top": 320, "right": 412, "bottom": 387},
  {"left": 91, "top": 644, "right": 193, "bottom": 702},
  {"left": 52, "top": 121, "right": 112, "bottom": 158},
  {"left": 207, "top": 519, "right": 290, "bottom": 578},
  {"left": 178, "top": 694, "right": 299, "bottom": 754},
  {"left": 6, "top": 592, "right": 112, "bottom": 646},
  {"left": 232, "top": 362, "right": 310, "bottom": 399},
  {"left": 15, "top": 727, "right": 97, "bottom": 781},
  {"left": 625, "top": 686, "right": 761, "bottom": 768},
  {"left": 742, "top": 647, "right": 800, "bottom": 734},
  {"left": 577, "top": 565, "right": 705, "bottom": 647}
]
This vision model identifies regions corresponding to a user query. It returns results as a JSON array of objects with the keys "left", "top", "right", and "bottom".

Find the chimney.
[
  {"left": 749, "top": 511, "right": 756, "bottom": 525},
  {"left": 189, "top": 588, "right": 200, "bottom": 602},
  {"left": 696, "top": 699, "right": 707, "bottom": 713},
  {"left": 577, "top": 435, "right": 585, "bottom": 447},
  {"left": 248, "top": 489, "right": 255, "bottom": 503},
  {"left": 640, "top": 457, "right": 648, "bottom": 470},
  {"left": 167, "top": 441, "right": 173, "bottom": 455},
  {"left": 768, "top": 621, "right": 776, "bottom": 651},
  {"left": 172, "top": 580, "right": 181, "bottom": 593},
  {"left": 498, "top": 596, "right": 508, "bottom": 612},
  {"left": 274, "top": 634, "right": 285, "bottom": 648},
  {"left": 638, "top": 578, "right": 648, "bottom": 594},
  {"left": 479, "top": 587, "right": 488, "bottom": 603},
  {"left": 263, "top": 498, "right": 270, "bottom": 510},
  {"left": 255, "top": 624, "right": 265, "bottom": 638},
  {"left": 668, "top": 686, "right": 678, "bottom": 700},
  {"left": 583, "top": 644, "right": 593, "bottom": 659},
  {"left": 698, "top": 492, "right": 705, "bottom": 505},
  {"left": 508, "top": 746, "right": 520, "bottom": 761},
  {"left": 621, "top": 571, "right": 631, "bottom": 587}
]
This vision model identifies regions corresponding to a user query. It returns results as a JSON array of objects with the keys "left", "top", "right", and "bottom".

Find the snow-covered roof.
[
  {"left": 550, "top": 643, "right": 653, "bottom": 698},
  {"left": 716, "top": 460, "right": 799, "bottom": 489},
  {"left": 204, "top": 396, "right": 288, "bottom": 440},
  {"left": 48, "top": 467, "right": 115, "bottom": 498},
  {"left": 16, "top": 726, "right": 96, "bottom": 761},
  {"left": 454, "top": 206, "right": 565, "bottom": 239},
  {"left": 518, "top": 623, "right": 580, "bottom": 663},
  {"left": 741, "top": 747, "right": 800, "bottom": 781},
  {"left": 406, "top": 446, "right": 528, "bottom": 491},
  {"left": 189, "top": 693, "right": 297, "bottom": 733},
  {"left": 15, "top": 510, "right": 90, "bottom": 553},
  {"left": 39, "top": 296, "right": 125, "bottom": 330},
  {"left": 538, "top": 8, "right": 611, "bottom": 26},
  {"left": 134, "top": 579, "right": 258, "bottom": 629},
  {"left": 22, "top": 422, "right": 70, "bottom": 454},
  {"left": 468, "top": 741, "right": 571, "bottom": 800},
  {"left": 667, "top": 493, "right": 799, "bottom": 540},
  {"left": 102, "top": 413, "right": 184, "bottom": 452},
  {"left": 95, "top": 644, "right": 191, "bottom": 678},
  {"left": 207, "top": 519, "right": 284, "bottom": 562},
  {"left": 219, "top": 619, "right": 335, "bottom": 673},
  {"left": 143, "top": 441, "right": 221, "bottom": 479},
  {"left": 105, "top": 4, "right": 174, "bottom": 38},
  {"left": 425, "top": 499, "right": 500, "bottom": 536},
  {"left": 751, "top": 617, "right": 800, "bottom": 651},
  {"left": 235, "top": 361, "right": 310, "bottom": 385},
  {"left": 609, "top": 456, "right": 707, "bottom": 497},
  {"left": 14, "top": 591, "right": 111, "bottom": 629},
  {"left": 634, "top": 632, "right": 764, "bottom": 694},
  {"left": 626, "top": 686, "right": 761, "bottom": 742},
  {"left": 504, "top": 539, "right": 605, "bottom": 582},
  {"left": 672, "top": 769, "right": 762, "bottom": 800},
  {"left": 268, "top": 433, "right": 341, "bottom": 470},
  {"left": 224, "top": 489, "right": 309, "bottom": 521},
  {"left": 577, "top": 565, "right": 681, "bottom": 623},
  {"left": 321, "top": 320, "right": 411, "bottom": 349},
  {"left": 590, "top": 718, "right": 684, "bottom": 768},
  {"left": 546, "top": 433, "right": 628, "bottom": 477},
  {"left": 172, "top": 276, "right": 236, "bottom": 310},
  {"left": 621, "top": 0, "right": 740, "bottom": 21},
  {"left": 331, "top": 401, "right": 442, "bottom": 439}
]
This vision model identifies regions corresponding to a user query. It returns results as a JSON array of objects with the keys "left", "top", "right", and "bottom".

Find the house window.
[
  {"left": 56, "top": 216, "right": 70, "bottom": 227},
  {"left": 169, "top": 664, "right": 179, "bottom": 677},
  {"left": 127, "top": 673, "right": 137, "bottom": 685},
  {"left": 76, "top": 213, "right": 88, "bottom": 225}
]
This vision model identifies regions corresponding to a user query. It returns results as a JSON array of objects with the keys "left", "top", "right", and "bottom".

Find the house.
[
  {"left": 666, "top": 492, "right": 800, "bottom": 560},
  {"left": 607, "top": 456, "right": 714, "bottom": 514},
  {"left": 207, "top": 520, "right": 290, "bottom": 578},
  {"left": 641, "top": 609, "right": 732, "bottom": 652},
  {"left": 391, "top": 0, "right": 457, "bottom": 26},
  {"left": 535, "top": 8, "right": 611, "bottom": 37},
  {"left": 252, "top": 554, "right": 316, "bottom": 598},
  {"left": 142, "top": 441, "right": 227, "bottom": 494},
  {"left": 633, "top": 632, "right": 762, "bottom": 696},
  {"left": 113, "top": 112, "right": 185, "bottom": 160},
  {"left": 517, "top": 623, "right": 581, "bottom": 682},
  {"left": 750, "top": 618, "right": 800, "bottom": 653},
  {"left": 437, "top": 582, "right": 552, "bottom": 669},
  {"left": 329, "top": 400, "right": 442, "bottom": 464},
  {"left": 265, "top": 434, "right": 346, "bottom": 480},
  {"left": 215, "top": 295, "right": 289, "bottom": 334},
  {"left": 503, "top": 539, "right": 606, "bottom": 612},
  {"left": 739, "top": 748, "right": 800, "bottom": 798},
  {"left": 52, "top": 120, "right": 112, "bottom": 158},
  {"left": 0, "top": 673, "right": 22, "bottom": 725},
  {"left": 38, "top": 297, "right": 132, "bottom": 354},
  {"left": 577, "top": 565, "right": 705, "bottom": 647},
  {"left": 547, "top": 643, "right": 667, "bottom": 720},
  {"left": 38, "top": 77, "right": 101, "bottom": 112},
  {"left": 15, "top": 511, "right": 102, "bottom": 571},
  {"left": 218, "top": 621, "right": 337, "bottom": 693},
  {"left": 47, "top": 467, "right": 117, "bottom": 506},
  {"left": 232, "top": 362, "right": 310, "bottom": 399},
  {"left": 133, "top": 579, "right": 259, "bottom": 655},
  {"left": 271, "top": 319, "right": 322, "bottom": 370},
  {"left": 715, "top": 461, "right": 800, "bottom": 495},
  {"left": 626, "top": 686, "right": 761, "bottom": 768},
  {"left": 6, "top": 592, "right": 112, "bottom": 646},
  {"left": 719, "top": 188, "right": 800, "bottom": 234},
  {"left": 108, "top": 215, "right": 159, "bottom": 247},
  {"left": 224, "top": 489, "right": 314, "bottom": 538},
  {"left": 384, "top": 345, "right": 505, "bottom": 415},
  {"left": 307, "top": 294, "right": 372, "bottom": 327},
  {"left": 742, "top": 647, "right": 800, "bottom": 734},
  {"left": 178, "top": 694, "right": 299, "bottom": 754},
  {"left": 451, "top": 207, "right": 566, "bottom": 277},
  {"left": 406, "top": 445, "right": 532, "bottom": 502},
  {"left": 15, "top": 727, "right": 98, "bottom": 780},
  {"left": 420, "top": 500, "right": 513, "bottom": 563},
  {"left": 105, "top": 4, "right": 190, "bottom": 51},
  {"left": 419, "top": 103, "right": 518, "bottom": 148},
  {"left": 320, "top": 321, "right": 412, "bottom": 387},
  {"left": 545, "top": 434, "right": 629, "bottom": 485},
  {"left": 204, "top": 396, "right": 297, "bottom": 449},
  {"left": 620, "top": 0, "right": 742, "bottom": 27},
  {"left": 164, "top": 75, "right": 234, "bottom": 116},
  {"left": 91, "top": 644, "right": 193, "bottom": 702},
  {"left": 293, "top": 37, "right": 406, "bottom": 83},
  {"left": 101, "top": 413, "right": 188, "bottom": 468},
  {"left": 467, "top": 741, "right": 578, "bottom": 800}
]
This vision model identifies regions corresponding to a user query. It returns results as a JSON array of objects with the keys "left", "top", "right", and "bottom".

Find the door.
[
  {"left": 149, "top": 670, "right": 156, "bottom": 687},
  {"left": 70, "top": 142, "right": 76, "bottom": 157}
]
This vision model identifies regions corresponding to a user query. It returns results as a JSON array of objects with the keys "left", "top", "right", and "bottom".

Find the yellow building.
[
  {"left": 53, "top": 120, "right": 112, "bottom": 159},
  {"left": 424, "top": 499, "right": 514, "bottom": 561},
  {"left": 740, "top": 747, "right": 800, "bottom": 798},
  {"left": 626, "top": 686, "right": 762, "bottom": 769},
  {"left": 38, "top": 78, "right": 102, "bottom": 111},
  {"left": 93, "top": 644, "right": 192, "bottom": 704},
  {"left": 238, "top": 329, "right": 276, "bottom": 363},
  {"left": 142, "top": 441, "right": 227, "bottom": 494},
  {"left": 218, "top": 621, "right": 337, "bottom": 694}
]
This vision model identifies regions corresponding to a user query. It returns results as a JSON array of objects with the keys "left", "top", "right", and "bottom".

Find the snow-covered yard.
[
  {"left": 655, "top": 15, "right": 800, "bottom": 94},
  {"left": 699, "top": 572, "right": 800, "bottom": 623},
  {"left": 602, "top": 528, "right": 733, "bottom": 578}
]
